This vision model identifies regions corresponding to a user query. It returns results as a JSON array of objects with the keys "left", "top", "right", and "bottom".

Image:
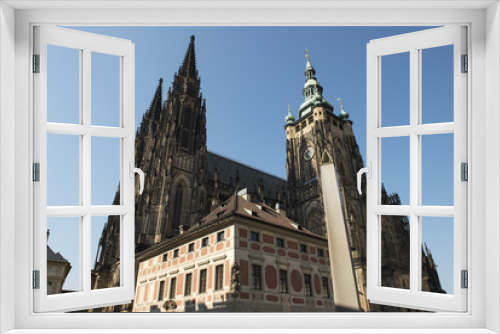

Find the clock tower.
[{"left": 285, "top": 51, "right": 365, "bottom": 247}]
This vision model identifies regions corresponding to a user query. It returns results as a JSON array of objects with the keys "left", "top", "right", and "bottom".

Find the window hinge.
[
  {"left": 461, "top": 270, "right": 468, "bottom": 289},
  {"left": 461, "top": 54, "right": 468, "bottom": 73},
  {"left": 33, "top": 54, "right": 40, "bottom": 73},
  {"left": 461, "top": 162, "right": 468, "bottom": 181},
  {"left": 33, "top": 163, "right": 40, "bottom": 182},
  {"left": 33, "top": 270, "right": 40, "bottom": 289}
]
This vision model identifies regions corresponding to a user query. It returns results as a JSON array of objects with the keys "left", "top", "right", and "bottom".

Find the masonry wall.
[
  {"left": 234, "top": 223, "right": 335, "bottom": 312},
  {"left": 133, "top": 225, "right": 236, "bottom": 312}
]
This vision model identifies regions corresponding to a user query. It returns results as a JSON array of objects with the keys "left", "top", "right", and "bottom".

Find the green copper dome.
[
  {"left": 285, "top": 104, "right": 296, "bottom": 124},
  {"left": 298, "top": 52, "right": 333, "bottom": 119}
]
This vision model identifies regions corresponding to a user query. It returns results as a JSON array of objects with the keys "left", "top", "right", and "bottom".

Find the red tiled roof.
[
  {"left": 192, "top": 194, "right": 325, "bottom": 240},
  {"left": 138, "top": 194, "right": 326, "bottom": 260}
]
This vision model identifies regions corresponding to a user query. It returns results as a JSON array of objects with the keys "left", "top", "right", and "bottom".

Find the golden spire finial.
[
  {"left": 337, "top": 98, "right": 345, "bottom": 111},
  {"left": 305, "top": 48, "right": 309, "bottom": 59}
]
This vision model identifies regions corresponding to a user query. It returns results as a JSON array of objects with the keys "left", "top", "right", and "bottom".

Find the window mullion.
[
  {"left": 409, "top": 47, "right": 420, "bottom": 294},
  {"left": 81, "top": 48, "right": 92, "bottom": 294},
  {"left": 82, "top": 48, "right": 91, "bottom": 208}
]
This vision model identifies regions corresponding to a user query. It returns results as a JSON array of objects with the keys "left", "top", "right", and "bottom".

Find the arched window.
[
  {"left": 172, "top": 184, "right": 184, "bottom": 230},
  {"left": 308, "top": 210, "right": 326, "bottom": 237}
]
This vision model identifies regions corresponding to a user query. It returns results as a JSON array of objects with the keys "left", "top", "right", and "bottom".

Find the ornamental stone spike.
[{"left": 337, "top": 97, "right": 350, "bottom": 120}]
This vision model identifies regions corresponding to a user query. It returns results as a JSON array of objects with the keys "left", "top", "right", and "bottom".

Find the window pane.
[
  {"left": 47, "top": 217, "right": 80, "bottom": 294},
  {"left": 421, "top": 45, "right": 454, "bottom": 124},
  {"left": 47, "top": 133, "right": 80, "bottom": 206},
  {"left": 91, "top": 52, "right": 120, "bottom": 127},
  {"left": 91, "top": 137, "right": 121, "bottom": 205},
  {"left": 381, "top": 136, "right": 409, "bottom": 205},
  {"left": 421, "top": 217, "right": 453, "bottom": 295},
  {"left": 169, "top": 277, "right": 177, "bottom": 299},
  {"left": 421, "top": 133, "right": 454, "bottom": 206},
  {"left": 199, "top": 269, "right": 207, "bottom": 293},
  {"left": 47, "top": 45, "right": 80, "bottom": 124},
  {"left": 381, "top": 52, "right": 410, "bottom": 127},
  {"left": 381, "top": 215, "right": 410, "bottom": 290},
  {"left": 91, "top": 215, "right": 120, "bottom": 290}
]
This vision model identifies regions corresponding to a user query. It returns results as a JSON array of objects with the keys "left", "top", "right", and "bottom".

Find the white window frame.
[
  {"left": 0, "top": 1, "right": 499, "bottom": 334},
  {"left": 365, "top": 26, "right": 467, "bottom": 312},
  {"left": 32, "top": 25, "right": 136, "bottom": 312}
]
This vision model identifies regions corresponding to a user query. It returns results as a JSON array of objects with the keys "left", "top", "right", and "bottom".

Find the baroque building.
[
  {"left": 132, "top": 193, "right": 334, "bottom": 312},
  {"left": 90, "top": 36, "right": 445, "bottom": 312}
]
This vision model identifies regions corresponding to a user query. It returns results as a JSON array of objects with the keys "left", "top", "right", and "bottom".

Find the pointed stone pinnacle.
[{"left": 180, "top": 35, "right": 197, "bottom": 77}]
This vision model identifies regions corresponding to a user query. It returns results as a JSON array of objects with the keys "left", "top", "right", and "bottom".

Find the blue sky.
[{"left": 46, "top": 26, "right": 455, "bottom": 300}]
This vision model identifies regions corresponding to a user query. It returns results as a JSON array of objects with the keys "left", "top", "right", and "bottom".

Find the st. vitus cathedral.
[{"left": 91, "top": 36, "right": 444, "bottom": 312}]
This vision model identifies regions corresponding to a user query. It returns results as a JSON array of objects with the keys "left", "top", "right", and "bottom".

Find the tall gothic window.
[
  {"left": 180, "top": 129, "right": 190, "bottom": 149},
  {"left": 308, "top": 210, "right": 326, "bottom": 236},
  {"left": 171, "top": 184, "right": 184, "bottom": 231},
  {"left": 182, "top": 108, "right": 192, "bottom": 127},
  {"left": 179, "top": 107, "right": 193, "bottom": 149}
]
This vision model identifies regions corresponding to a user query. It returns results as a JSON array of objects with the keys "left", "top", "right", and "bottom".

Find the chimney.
[
  {"left": 47, "top": 229, "right": 50, "bottom": 242},
  {"left": 178, "top": 225, "right": 185, "bottom": 235},
  {"left": 275, "top": 202, "right": 286, "bottom": 216},
  {"left": 237, "top": 188, "right": 250, "bottom": 201}
]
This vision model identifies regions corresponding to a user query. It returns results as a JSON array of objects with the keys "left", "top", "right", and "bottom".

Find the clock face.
[{"left": 304, "top": 146, "right": 315, "bottom": 161}]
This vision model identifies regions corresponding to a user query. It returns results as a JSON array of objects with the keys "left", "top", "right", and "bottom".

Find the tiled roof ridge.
[
  {"left": 236, "top": 196, "right": 316, "bottom": 233},
  {"left": 207, "top": 150, "right": 287, "bottom": 183},
  {"left": 136, "top": 194, "right": 327, "bottom": 260}
]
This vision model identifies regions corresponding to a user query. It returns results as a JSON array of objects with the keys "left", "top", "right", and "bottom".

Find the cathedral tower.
[
  {"left": 284, "top": 52, "right": 446, "bottom": 311},
  {"left": 134, "top": 35, "right": 208, "bottom": 247},
  {"left": 285, "top": 51, "right": 365, "bottom": 245},
  {"left": 92, "top": 36, "right": 208, "bottom": 294}
]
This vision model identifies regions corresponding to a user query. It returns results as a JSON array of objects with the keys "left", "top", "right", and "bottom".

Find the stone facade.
[
  {"left": 133, "top": 194, "right": 334, "bottom": 312},
  {"left": 91, "top": 36, "right": 445, "bottom": 312}
]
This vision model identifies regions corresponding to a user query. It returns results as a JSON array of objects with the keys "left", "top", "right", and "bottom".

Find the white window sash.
[
  {"left": 33, "top": 25, "right": 136, "bottom": 313},
  {"left": 366, "top": 26, "right": 468, "bottom": 312}
]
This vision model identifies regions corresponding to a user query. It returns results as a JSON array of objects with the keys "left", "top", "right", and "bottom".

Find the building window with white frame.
[
  {"left": 169, "top": 277, "right": 177, "bottom": 299},
  {"left": 252, "top": 264, "right": 262, "bottom": 290},
  {"left": 215, "top": 265, "right": 224, "bottom": 291},
  {"left": 304, "top": 274, "right": 312, "bottom": 297},
  {"left": 279, "top": 269, "right": 288, "bottom": 294},
  {"left": 158, "top": 280, "right": 165, "bottom": 301},
  {"left": 184, "top": 273, "right": 192, "bottom": 296},
  {"left": 199, "top": 268, "right": 207, "bottom": 293}
]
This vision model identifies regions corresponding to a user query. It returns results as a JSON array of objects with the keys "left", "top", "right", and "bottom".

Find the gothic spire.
[
  {"left": 179, "top": 35, "right": 197, "bottom": 77},
  {"left": 298, "top": 50, "right": 333, "bottom": 119},
  {"left": 148, "top": 78, "right": 163, "bottom": 115}
]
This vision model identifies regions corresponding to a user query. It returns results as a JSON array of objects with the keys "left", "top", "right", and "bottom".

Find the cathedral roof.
[
  {"left": 47, "top": 245, "right": 70, "bottom": 263},
  {"left": 206, "top": 151, "right": 287, "bottom": 199}
]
